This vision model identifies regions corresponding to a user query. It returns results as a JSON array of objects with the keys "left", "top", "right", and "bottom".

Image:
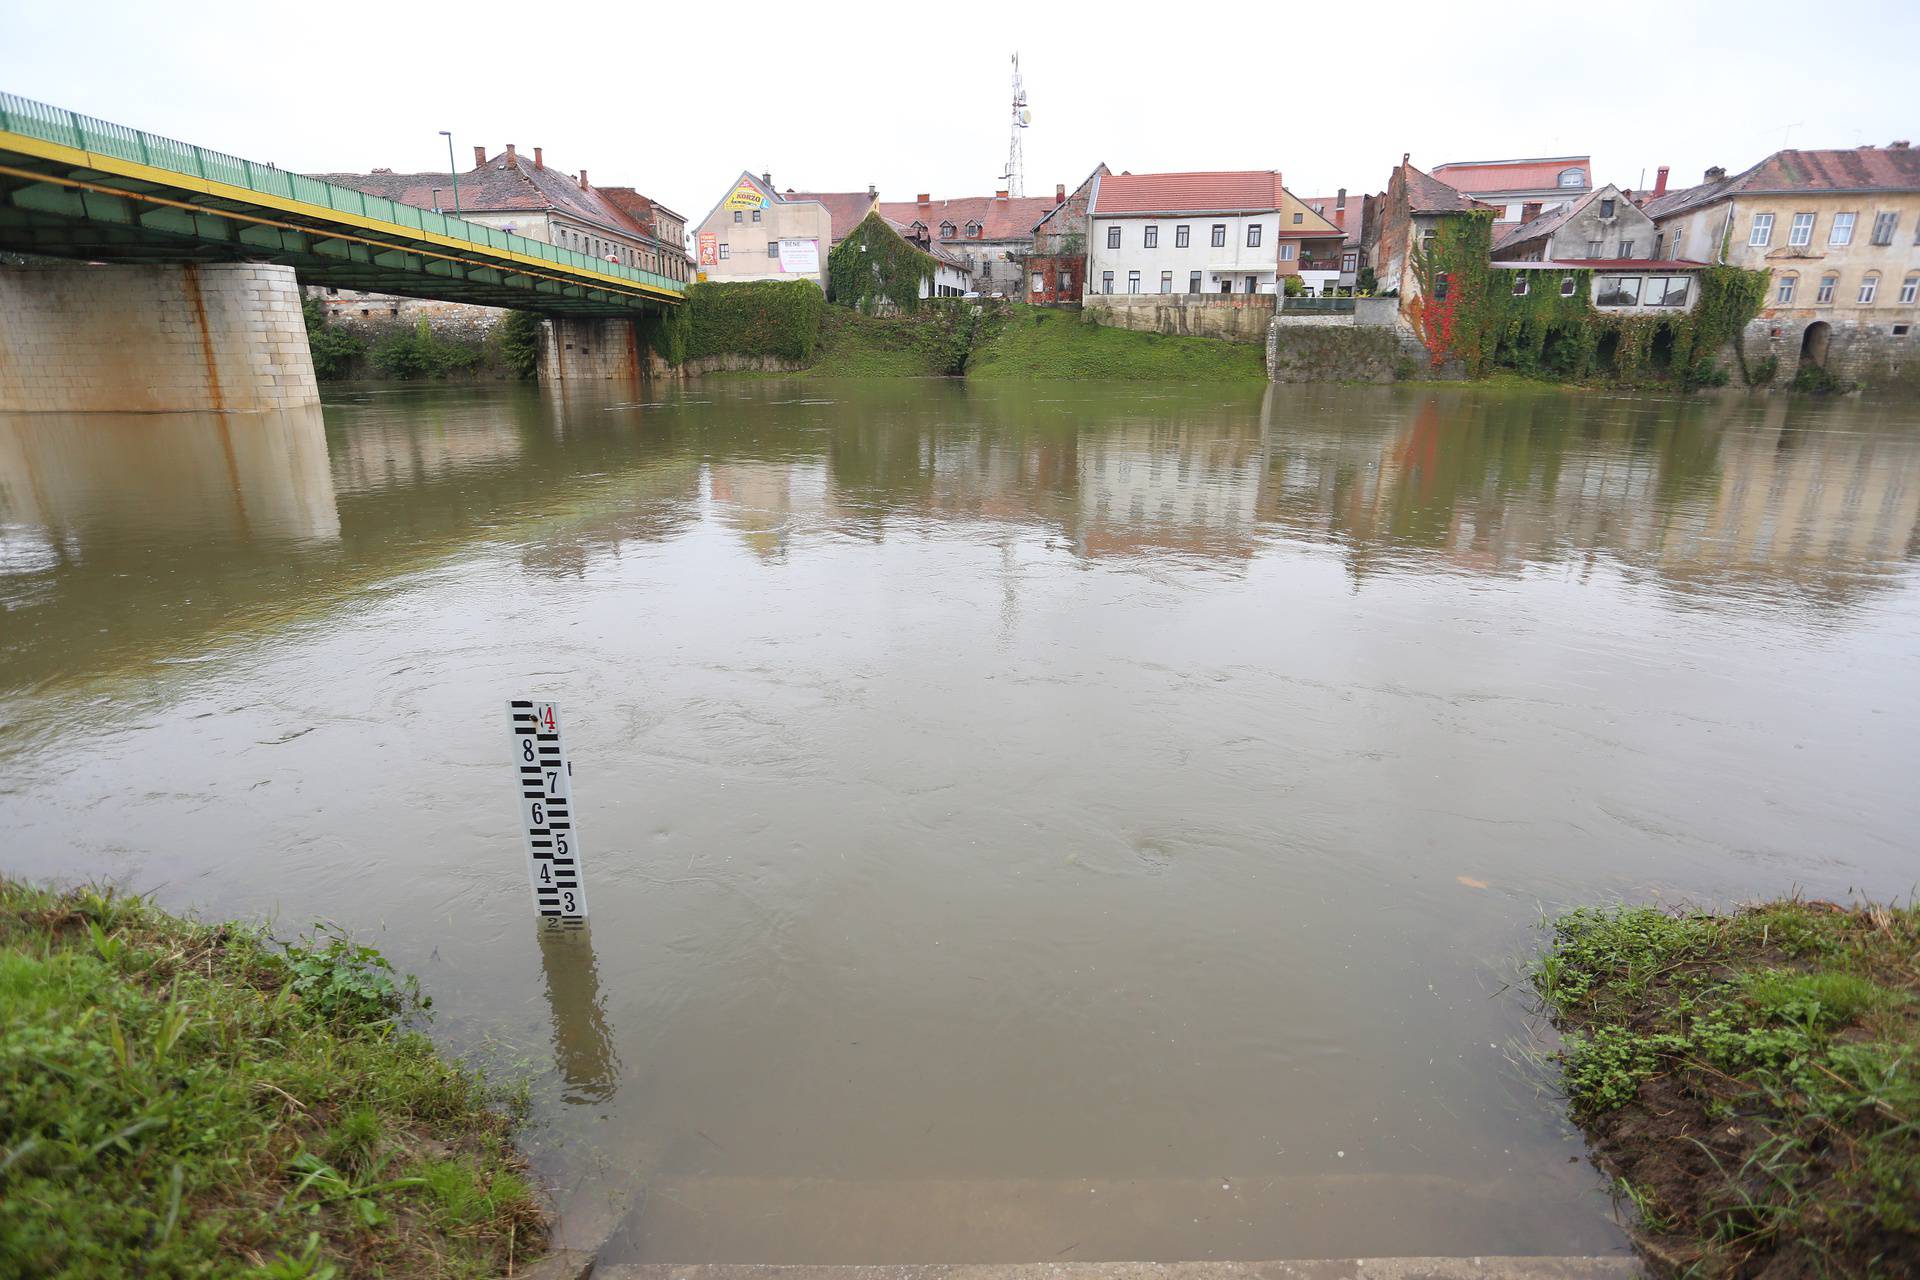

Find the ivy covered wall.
[
  {"left": 827, "top": 211, "right": 937, "bottom": 315},
  {"left": 1407, "top": 210, "right": 1770, "bottom": 385},
  {"left": 680, "top": 280, "right": 826, "bottom": 363}
]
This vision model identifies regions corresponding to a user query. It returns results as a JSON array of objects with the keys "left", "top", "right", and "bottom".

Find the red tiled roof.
[
  {"left": 315, "top": 151, "right": 663, "bottom": 243},
  {"left": 785, "top": 190, "right": 879, "bottom": 243},
  {"left": 1431, "top": 157, "right": 1591, "bottom": 194},
  {"left": 1644, "top": 145, "right": 1920, "bottom": 221},
  {"left": 1090, "top": 170, "right": 1286, "bottom": 215},
  {"left": 874, "top": 193, "right": 1059, "bottom": 242},
  {"left": 1295, "top": 194, "right": 1364, "bottom": 246},
  {"left": 1401, "top": 163, "right": 1483, "bottom": 215}
]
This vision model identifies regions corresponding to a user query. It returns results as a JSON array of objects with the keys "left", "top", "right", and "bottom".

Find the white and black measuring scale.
[{"left": 508, "top": 700, "right": 588, "bottom": 922}]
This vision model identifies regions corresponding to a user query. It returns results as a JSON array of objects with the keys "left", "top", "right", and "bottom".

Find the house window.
[
  {"left": 1560, "top": 276, "right": 1577, "bottom": 297},
  {"left": 1292, "top": 212, "right": 1303, "bottom": 224},
  {"left": 1144, "top": 225, "right": 1159, "bottom": 248},
  {"left": 1512, "top": 276, "right": 1529, "bottom": 296},
  {"left": 718, "top": 244, "right": 730, "bottom": 259},
  {"left": 1032, "top": 271, "right": 1044, "bottom": 293},
  {"left": 1189, "top": 270, "right": 1202, "bottom": 293},
  {"left": 1858, "top": 274, "right": 1879, "bottom": 304},
  {"left": 1586, "top": 240, "right": 1604, "bottom": 257},
  {"left": 1558, "top": 168, "right": 1584, "bottom": 187},
  {"left": 1646, "top": 276, "right": 1689, "bottom": 307},
  {"left": 1896, "top": 324, "right": 1912, "bottom": 336},
  {"left": 751, "top": 209, "right": 761, "bottom": 223},
  {"left": 1789, "top": 212, "right": 1815, "bottom": 246},
  {"left": 1211, "top": 224, "right": 1226, "bottom": 247},
  {"left": 1433, "top": 274, "right": 1450, "bottom": 300},
  {"left": 1600, "top": 198, "right": 1616, "bottom": 218},
  {"left": 1872, "top": 212, "right": 1898, "bottom": 245},
  {"left": 1830, "top": 212, "right": 1855, "bottom": 245},
  {"left": 767, "top": 241, "right": 779, "bottom": 257},
  {"left": 1102, "top": 270, "right": 1114, "bottom": 293},
  {"left": 1159, "top": 270, "right": 1172, "bottom": 293},
  {"left": 1816, "top": 273, "right": 1837, "bottom": 303},
  {"left": 1277, "top": 243, "right": 1295, "bottom": 261},
  {"left": 941, "top": 222, "right": 955, "bottom": 237},
  {"left": 1220, "top": 279, "right": 1232, "bottom": 294},
  {"left": 1596, "top": 276, "right": 1643, "bottom": 307},
  {"left": 1176, "top": 225, "right": 1190, "bottom": 247},
  {"left": 1776, "top": 274, "right": 1797, "bottom": 304},
  {"left": 1107, "top": 225, "right": 1122, "bottom": 248},
  {"left": 1618, "top": 240, "right": 1635, "bottom": 258},
  {"left": 1247, "top": 224, "right": 1262, "bottom": 247},
  {"left": 1653, "top": 233, "right": 1665, "bottom": 258},
  {"left": 1127, "top": 270, "right": 1141, "bottom": 293},
  {"left": 1901, "top": 275, "right": 1919, "bottom": 304},
  {"left": 967, "top": 222, "right": 981, "bottom": 237},
  {"left": 733, "top": 210, "right": 742, "bottom": 223},
  {"left": 1342, "top": 251, "right": 1357, "bottom": 271}
]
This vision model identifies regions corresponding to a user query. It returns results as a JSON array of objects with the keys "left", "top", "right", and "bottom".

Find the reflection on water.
[{"left": 3, "top": 380, "right": 1919, "bottom": 1264}]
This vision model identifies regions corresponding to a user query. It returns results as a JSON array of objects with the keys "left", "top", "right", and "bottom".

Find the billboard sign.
[
  {"left": 777, "top": 238, "right": 820, "bottom": 275},
  {"left": 697, "top": 232, "right": 718, "bottom": 267},
  {"left": 723, "top": 179, "right": 769, "bottom": 212}
]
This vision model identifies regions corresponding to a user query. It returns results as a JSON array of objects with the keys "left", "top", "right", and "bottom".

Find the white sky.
[{"left": 4, "top": 0, "right": 1914, "bottom": 236}]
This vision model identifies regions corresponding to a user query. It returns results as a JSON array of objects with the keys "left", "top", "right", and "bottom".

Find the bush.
[
  {"left": 1282, "top": 275, "right": 1306, "bottom": 298},
  {"left": 370, "top": 318, "right": 482, "bottom": 380},
  {"left": 486, "top": 310, "right": 542, "bottom": 380},
  {"left": 301, "top": 297, "right": 364, "bottom": 381},
  {"left": 683, "top": 280, "right": 825, "bottom": 362}
]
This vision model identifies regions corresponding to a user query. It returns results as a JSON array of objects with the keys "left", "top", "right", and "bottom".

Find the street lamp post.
[{"left": 438, "top": 130, "right": 461, "bottom": 217}]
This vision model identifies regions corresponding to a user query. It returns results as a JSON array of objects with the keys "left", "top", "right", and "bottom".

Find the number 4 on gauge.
[{"left": 508, "top": 700, "right": 588, "bottom": 920}]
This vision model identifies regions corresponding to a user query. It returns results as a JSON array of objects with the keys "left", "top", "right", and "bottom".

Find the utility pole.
[{"left": 438, "top": 130, "right": 461, "bottom": 217}]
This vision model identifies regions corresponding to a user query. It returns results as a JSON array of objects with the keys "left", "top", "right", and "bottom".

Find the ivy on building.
[
  {"left": 1406, "top": 210, "right": 1769, "bottom": 386},
  {"left": 827, "top": 211, "right": 937, "bottom": 315},
  {"left": 682, "top": 280, "right": 826, "bottom": 362}
]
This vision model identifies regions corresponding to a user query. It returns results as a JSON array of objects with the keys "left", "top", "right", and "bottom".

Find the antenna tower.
[{"left": 1003, "top": 53, "right": 1030, "bottom": 197}]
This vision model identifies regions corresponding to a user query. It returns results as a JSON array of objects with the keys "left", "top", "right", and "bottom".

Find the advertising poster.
[
  {"left": 777, "top": 238, "right": 820, "bottom": 275},
  {"left": 697, "top": 232, "right": 718, "bottom": 267},
  {"left": 723, "top": 180, "right": 768, "bottom": 212}
]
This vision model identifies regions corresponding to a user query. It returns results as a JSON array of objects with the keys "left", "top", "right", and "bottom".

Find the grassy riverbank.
[
  {"left": 966, "top": 306, "right": 1267, "bottom": 382},
  {"left": 0, "top": 881, "right": 543, "bottom": 1277},
  {"left": 1534, "top": 899, "right": 1919, "bottom": 1278}
]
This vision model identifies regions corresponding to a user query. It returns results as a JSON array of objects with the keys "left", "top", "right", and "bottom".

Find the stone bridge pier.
[
  {"left": 0, "top": 262, "right": 319, "bottom": 413},
  {"left": 539, "top": 316, "right": 660, "bottom": 386}
]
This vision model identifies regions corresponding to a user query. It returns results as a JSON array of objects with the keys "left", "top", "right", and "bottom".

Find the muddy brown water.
[{"left": 3, "top": 381, "right": 1918, "bottom": 1264}]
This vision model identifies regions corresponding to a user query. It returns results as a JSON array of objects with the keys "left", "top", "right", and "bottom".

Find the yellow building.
[{"left": 1647, "top": 143, "right": 1920, "bottom": 387}]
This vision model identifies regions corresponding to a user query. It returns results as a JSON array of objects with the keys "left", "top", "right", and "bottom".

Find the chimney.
[
  {"left": 505, "top": 143, "right": 517, "bottom": 164},
  {"left": 1654, "top": 165, "right": 1669, "bottom": 196},
  {"left": 995, "top": 189, "right": 1008, "bottom": 200},
  {"left": 1336, "top": 187, "right": 1347, "bottom": 209},
  {"left": 1522, "top": 201, "right": 1543, "bottom": 222},
  {"left": 534, "top": 147, "right": 544, "bottom": 168},
  {"left": 1705, "top": 165, "right": 1726, "bottom": 181},
  {"left": 1056, "top": 182, "right": 1066, "bottom": 202},
  {"left": 867, "top": 183, "right": 876, "bottom": 197},
  {"left": 917, "top": 193, "right": 931, "bottom": 207},
  {"left": 473, "top": 145, "right": 486, "bottom": 166},
  {"left": 1891, "top": 140, "right": 1912, "bottom": 150},
  {"left": 761, "top": 172, "right": 771, "bottom": 187}
]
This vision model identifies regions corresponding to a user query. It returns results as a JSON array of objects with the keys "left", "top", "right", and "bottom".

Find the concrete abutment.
[
  {"left": 0, "top": 263, "right": 318, "bottom": 413},
  {"left": 540, "top": 316, "right": 664, "bottom": 386}
]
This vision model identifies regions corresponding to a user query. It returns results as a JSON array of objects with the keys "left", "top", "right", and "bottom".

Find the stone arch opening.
[{"left": 1800, "top": 321, "right": 1831, "bottom": 369}]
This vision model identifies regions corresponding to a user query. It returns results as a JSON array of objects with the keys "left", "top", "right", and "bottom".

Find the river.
[{"left": 3, "top": 380, "right": 1917, "bottom": 1263}]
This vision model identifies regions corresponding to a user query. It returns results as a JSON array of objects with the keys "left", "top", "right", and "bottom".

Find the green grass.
[
  {"left": 966, "top": 305, "right": 1267, "bottom": 382},
  {"left": 803, "top": 305, "right": 959, "bottom": 377},
  {"left": 0, "top": 880, "right": 543, "bottom": 1278},
  {"left": 1533, "top": 900, "right": 1919, "bottom": 1277}
]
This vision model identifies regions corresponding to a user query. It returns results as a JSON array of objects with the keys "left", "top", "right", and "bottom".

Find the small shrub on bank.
[
  {"left": 1533, "top": 899, "right": 1919, "bottom": 1278},
  {"left": 370, "top": 318, "right": 483, "bottom": 380},
  {"left": 0, "top": 880, "right": 543, "bottom": 1278},
  {"left": 301, "top": 297, "right": 365, "bottom": 381}
]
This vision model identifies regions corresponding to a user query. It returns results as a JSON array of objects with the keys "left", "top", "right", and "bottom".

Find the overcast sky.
[{"left": 5, "top": 0, "right": 1914, "bottom": 236}]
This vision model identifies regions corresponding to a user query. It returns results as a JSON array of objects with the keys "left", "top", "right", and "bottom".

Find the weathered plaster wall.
[
  {"left": 1741, "top": 313, "right": 1920, "bottom": 388},
  {"left": 0, "top": 263, "right": 318, "bottom": 413},
  {"left": 539, "top": 317, "right": 653, "bottom": 384},
  {"left": 310, "top": 288, "right": 509, "bottom": 343},
  {"left": 1085, "top": 294, "right": 1276, "bottom": 343},
  {"left": 1267, "top": 311, "right": 1422, "bottom": 382}
]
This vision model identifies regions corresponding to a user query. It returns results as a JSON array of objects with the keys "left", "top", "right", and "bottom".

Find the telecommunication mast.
[{"left": 1002, "top": 53, "right": 1030, "bottom": 198}]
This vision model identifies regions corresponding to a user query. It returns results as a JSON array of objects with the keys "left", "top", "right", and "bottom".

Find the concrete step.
[
  {"left": 594, "top": 1260, "right": 1641, "bottom": 1280},
  {"left": 573, "top": 1172, "right": 1627, "bottom": 1270}
]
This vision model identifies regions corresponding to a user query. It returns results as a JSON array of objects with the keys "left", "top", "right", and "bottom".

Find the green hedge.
[{"left": 683, "top": 280, "right": 826, "bottom": 363}]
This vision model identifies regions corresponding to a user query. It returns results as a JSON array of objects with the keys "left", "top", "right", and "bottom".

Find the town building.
[
  {"left": 1297, "top": 190, "right": 1369, "bottom": 290},
  {"left": 1497, "top": 260, "right": 1706, "bottom": 315},
  {"left": 693, "top": 172, "right": 841, "bottom": 290},
  {"left": 1368, "top": 158, "right": 1490, "bottom": 305},
  {"left": 780, "top": 188, "right": 880, "bottom": 247},
  {"left": 1645, "top": 143, "right": 1920, "bottom": 384},
  {"left": 1494, "top": 184, "right": 1659, "bottom": 263},
  {"left": 318, "top": 145, "right": 685, "bottom": 279},
  {"left": 893, "top": 221, "right": 975, "bottom": 297},
  {"left": 1084, "top": 170, "right": 1344, "bottom": 298},
  {"left": 876, "top": 190, "right": 1062, "bottom": 297},
  {"left": 1430, "top": 155, "right": 1592, "bottom": 239},
  {"left": 598, "top": 189, "right": 693, "bottom": 280},
  {"left": 1026, "top": 165, "right": 1109, "bottom": 304}
]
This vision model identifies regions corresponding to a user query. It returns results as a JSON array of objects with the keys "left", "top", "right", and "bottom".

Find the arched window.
[
  {"left": 1902, "top": 274, "right": 1919, "bottom": 305},
  {"left": 1858, "top": 272, "right": 1880, "bottom": 304},
  {"left": 939, "top": 221, "right": 955, "bottom": 237},
  {"left": 1776, "top": 272, "right": 1797, "bottom": 304},
  {"left": 1558, "top": 168, "right": 1584, "bottom": 188},
  {"left": 1816, "top": 273, "right": 1839, "bottom": 304},
  {"left": 966, "top": 221, "right": 982, "bottom": 237}
]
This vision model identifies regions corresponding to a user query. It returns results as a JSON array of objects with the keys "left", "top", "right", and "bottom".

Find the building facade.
[
  {"left": 693, "top": 173, "right": 837, "bottom": 290},
  {"left": 1298, "top": 190, "right": 1368, "bottom": 290},
  {"left": 1369, "top": 158, "right": 1489, "bottom": 307},
  {"left": 1430, "top": 155, "right": 1592, "bottom": 239},
  {"left": 1083, "top": 170, "right": 1343, "bottom": 297},
  {"left": 1026, "top": 165, "right": 1109, "bottom": 304},
  {"left": 1645, "top": 144, "right": 1920, "bottom": 385},
  {"left": 1495, "top": 184, "right": 1659, "bottom": 263},
  {"left": 876, "top": 190, "right": 1062, "bottom": 296}
]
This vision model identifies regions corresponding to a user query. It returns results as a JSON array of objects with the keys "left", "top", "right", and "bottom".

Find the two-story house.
[
  {"left": 1645, "top": 143, "right": 1920, "bottom": 385},
  {"left": 1083, "top": 170, "right": 1343, "bottom": 298},
  {"left": 1494, "top": 184, "right": 1661, "bottom": 263}
]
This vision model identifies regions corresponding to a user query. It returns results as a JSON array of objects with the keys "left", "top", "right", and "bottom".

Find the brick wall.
[
  {"left": 1084, "top": 293, "right": 1276, "bottom": 343},
  {"left": 0, "top": 263, "right": 318, "bottom": 413},
  {"left": 1741, "top": 313, "right": 1920, "bottom": 390}
]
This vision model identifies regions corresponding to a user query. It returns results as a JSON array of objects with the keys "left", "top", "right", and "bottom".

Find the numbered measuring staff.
[{"left": 508, "top": 701, "right": 588, "bottom": 920}]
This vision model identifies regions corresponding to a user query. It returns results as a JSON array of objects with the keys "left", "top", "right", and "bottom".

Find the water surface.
[{"left": 3, "top": 380, "right": 1917, "bottom": 1262}]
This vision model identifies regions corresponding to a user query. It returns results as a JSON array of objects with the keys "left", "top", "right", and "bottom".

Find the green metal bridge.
[{"left": 0, "top": 92, "right": 682, "bottom": 316}]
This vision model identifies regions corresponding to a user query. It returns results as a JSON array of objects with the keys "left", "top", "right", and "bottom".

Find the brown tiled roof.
[
  {"left": 875, "top": 193, "right": 1059, "bottom": 242},
  {"left": 1090, "top": 170, "right": 1286, "bottom": 215},
  {"left": 1645, "top": 145, "right": 1920, "bottom": 220},
  {"left": 880, "top": 216, "right": 970, "bottom": 271},
  {"left": 1295, "top": 194, "right": 1364, "bottom": 246},
  {"left": 785, "top": 190, "right": 879, "bottom": 243},
  {"left": 1492, "top": 194, "right": 1584, "bottom": 253},
  {"left": 315, "top": 151, "right": 661, "bottom": 242},
  {"left": 1401, "top": 163, "right": 1483, "bottom": 215},
  {"left": 1431, "top": 157, "right": 1590, "bottom": 194},
  {"left": 598, "top": 188, "right": 690, "bottom": 253}
]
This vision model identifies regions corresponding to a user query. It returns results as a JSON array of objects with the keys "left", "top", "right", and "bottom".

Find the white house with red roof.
[
  {"left": 1430, "top": 156, "right": 1592, "bottom": 236},
  {"left": 1084, "top": 170, "right": 1344, "bottom": 298}
]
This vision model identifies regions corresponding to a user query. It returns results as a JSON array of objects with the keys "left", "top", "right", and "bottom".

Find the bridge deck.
[{"left": 0, "top": 92, "right": 682, "bottom": 316}]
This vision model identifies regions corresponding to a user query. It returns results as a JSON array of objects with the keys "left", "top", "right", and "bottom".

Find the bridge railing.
[{"left": 0, "top": 91, "right": 685, "bottom": 299}]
